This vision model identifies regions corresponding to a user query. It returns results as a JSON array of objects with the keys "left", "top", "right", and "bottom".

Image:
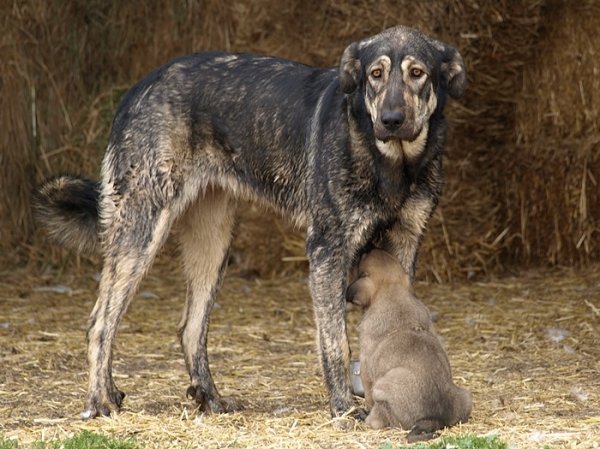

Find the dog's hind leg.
[
  {"left": 177, "top": 186, "right": 243, "bottom": 413},
  {"left": 84, "top": 191, "right": 178, "bottom": 419}
]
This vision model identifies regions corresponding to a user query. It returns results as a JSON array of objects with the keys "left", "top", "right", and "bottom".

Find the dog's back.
[{"left": 349, "top": 249, "right": 472, "bottom": 442}]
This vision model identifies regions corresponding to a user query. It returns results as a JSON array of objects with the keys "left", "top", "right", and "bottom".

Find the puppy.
[{"left": 347, "top": 249, "right": 472, "bottom": 442}]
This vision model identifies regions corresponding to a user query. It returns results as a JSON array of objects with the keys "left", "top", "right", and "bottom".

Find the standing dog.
[
  {"left": 33, "top": 26, "right": 466, "bottom": 420},
  {"left": 348, "top": 249, "right": 472, "bottom": 442}
]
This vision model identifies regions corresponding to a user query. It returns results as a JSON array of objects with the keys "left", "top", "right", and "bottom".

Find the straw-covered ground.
[{"left": 1, "top": 254, "right": 598, "bottom": 448}]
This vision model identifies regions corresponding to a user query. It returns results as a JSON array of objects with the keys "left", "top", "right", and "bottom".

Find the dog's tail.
[
  {"left": 405, "top": 418, "right": 445, "bottom": 443},
  {"left": 32, "top": 175, "right": 102, "bottom": 255}
]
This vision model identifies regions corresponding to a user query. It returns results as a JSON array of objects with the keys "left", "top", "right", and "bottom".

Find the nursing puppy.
[{"left": 347, "top": 249, "right": 472, "bottom": 442}]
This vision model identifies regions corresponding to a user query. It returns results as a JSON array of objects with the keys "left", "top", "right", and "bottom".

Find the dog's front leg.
[
  {"left": 382, "top": 195, "right": 436, "bottom": 280},
  {"left": 306, "top": 237, "right": 355, "bottom": 422},
  {"left": 383, "top": 160, "right": 442, "bottom": 280}
]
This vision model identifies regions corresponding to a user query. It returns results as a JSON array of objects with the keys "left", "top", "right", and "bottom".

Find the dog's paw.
[
  {"left": 333, "top": 417, "right": 355, "bottom": 431},
  {"left": 186, "top": 385, "right": 244, "bottom": 414},
  {"left": 406, "top": 419, "right": 443, "bottom": 443},
  {"left": 354, "top": 407, "right": 369, "bottom": 421},
  {"left": 364, "top": 413, "right": 386, "bottom": 429},
  {"left": 81, "top": 387, "right": 126, "bottom": 420}
]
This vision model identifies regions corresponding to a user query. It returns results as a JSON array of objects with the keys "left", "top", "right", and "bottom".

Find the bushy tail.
[{"left": 32, "top": 175, "right": 101, "bottom": 255}]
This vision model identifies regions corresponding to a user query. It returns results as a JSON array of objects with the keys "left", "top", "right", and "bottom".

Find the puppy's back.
[{"left": 355, "top": 249, "right": 472, "bottom": 439}]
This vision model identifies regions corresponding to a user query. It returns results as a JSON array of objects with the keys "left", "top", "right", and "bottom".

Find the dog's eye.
[
  {"left": 371, "top": 69, "right": 382, "bottom": 79},
  {"left": 410, "top": 68, "right": 423, "bottom": 78}
]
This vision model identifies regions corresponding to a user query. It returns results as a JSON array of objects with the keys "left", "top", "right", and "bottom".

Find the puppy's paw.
[
  {"left": 215, "top": 395, "right": 245, "bottom": 413},
  {"left": 364, "top": 405, "right": 389, "bottom": 429}
]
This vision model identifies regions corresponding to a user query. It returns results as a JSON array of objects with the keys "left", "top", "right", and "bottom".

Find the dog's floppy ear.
[
  {"left": 346, "top": 274, "right": 374, "bottom": 307},
  {"left": 339, "top": 41, "right": 361, "bottom": 94},
  {"left": 429, "top": 39, "right": 467, "bottom": 99}
]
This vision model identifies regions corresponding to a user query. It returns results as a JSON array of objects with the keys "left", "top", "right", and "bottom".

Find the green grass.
[
  {"left": 0, "top": 436, "right": 19, "bottom": 449},
  {"left": 2, "top": 432, "right": 519, "bottom": 449},
  {"left": 379, "top": 434, "right": 508, "bottom": 449},
  {"left": 1, "top": 431, "right": 142, "bottom": 449}
]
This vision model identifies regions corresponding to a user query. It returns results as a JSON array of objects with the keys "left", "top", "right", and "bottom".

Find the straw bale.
[
  {"left": 0, "top": 11, "right": 34, "bottom": 250},
  {"left": 0, "top": 0, "right": 237, "bottom": 259},
  {"left": 509, "top": 2, "right": 600, "bottom": 267},
  {"left": 517, "top": 1, "right": 600, "bottom": 143},
  {"left": 3, "top": 0, "right": 599, "bottom": 278},
  {"left": 497, "top": 136, "right": 600, "bottom": 268},
  {"left": 1, "top": 258, "right": 599, "bottom": 447}
]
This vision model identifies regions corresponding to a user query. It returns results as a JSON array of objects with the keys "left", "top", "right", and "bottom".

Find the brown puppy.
[{"left": 348, "top": 249, "right": 472, "bottom": 442}]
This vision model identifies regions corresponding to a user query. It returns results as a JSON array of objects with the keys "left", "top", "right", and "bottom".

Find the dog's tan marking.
[
  {"left": 402, "top": 123, "right": 429, "bottom": 161},
  {"left": 178, "top": 187, "right": 235, "bottom": 364},
  {"left": 364, "top": 56, "right": 392, "bottom": 126},
  {"left": 376, "top": 139, "right": 403, "bottom": 161},
  {"left": 383, "top": 195, "right": 437, "bottom": 278}
]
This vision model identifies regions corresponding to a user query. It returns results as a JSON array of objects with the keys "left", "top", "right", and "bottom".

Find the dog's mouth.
[
  {"left": 375, "top": 123, "right": 429, "bottom": 161},
  {"left": 380, "top": 135, "right": 401, "bottom": 143},
  {"left": 382, "top": 134, "right": 402, "bottom": 143},
  {"left": 374, "top": 126, "right": 419, "bottom": 143}
]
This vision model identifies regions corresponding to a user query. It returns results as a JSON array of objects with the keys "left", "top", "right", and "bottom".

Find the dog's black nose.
[{"left": 381, "top": 111, "right": 405, "bottom": 131}]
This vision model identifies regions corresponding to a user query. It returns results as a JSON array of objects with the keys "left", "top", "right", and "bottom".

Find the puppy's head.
[
  {"left": 339, "top": 26, "right": 466, "bottom": 158},
  {"left": 346, "top": 249, "right": 412, "bottom": 308}
]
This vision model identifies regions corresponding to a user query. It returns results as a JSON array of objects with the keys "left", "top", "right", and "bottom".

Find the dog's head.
[
  {"left": 339, "top": 26, "right": 466, "bottom": 157},
  {"left": 347, "top": 249, "right": 412, "bottom": 308}
]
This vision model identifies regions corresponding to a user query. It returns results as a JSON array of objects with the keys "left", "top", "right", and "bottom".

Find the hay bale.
[
  {"left": 508, "top": 1, "right": 600, "bottom": 267},
  {"left": 0, "top": 50, "right": 35, "bottom": 250},
  {"left": 517, "top": 1, "right": 600, "bottom": 143},
  {"left": 5, "top": 0, "right": 597, "bottom": 277},
  {"left": 0, "top": 0, "right": 237, "bottom": 267},
  {"left": 499, "top": 136, "right": 600, "bottom": 267}
]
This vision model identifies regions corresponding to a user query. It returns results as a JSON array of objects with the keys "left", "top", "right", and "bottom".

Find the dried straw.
[{"left": 1, "top": 257, "right": 599, "bottom": 447}]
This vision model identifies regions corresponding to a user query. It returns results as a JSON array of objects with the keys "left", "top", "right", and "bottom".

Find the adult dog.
[
  {"left": 33, "top": 25, "right": 466, "bottom": 421},
  {"left": 347, "top": 249, "right": 472, "bottom": 442}
]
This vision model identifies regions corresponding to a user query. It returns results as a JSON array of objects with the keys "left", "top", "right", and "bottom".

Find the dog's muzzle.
[
  {"left": 375, "top": 109, "right": 419, "bottom": 142},
  {"left": 381, "top": 110, "right": 405, "bottom": 132}
]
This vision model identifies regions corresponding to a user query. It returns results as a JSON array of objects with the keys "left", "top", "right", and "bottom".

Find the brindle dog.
[{"left": 33, "top": 26, "right": 466, "bottom": 421}]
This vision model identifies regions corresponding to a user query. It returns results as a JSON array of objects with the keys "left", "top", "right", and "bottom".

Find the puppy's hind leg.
[
  {"left": 177, "top": 186, "right": 243, "bottom": 413},
  {"left": 406, "top": 419, "right": 444, "bottom": 443}
]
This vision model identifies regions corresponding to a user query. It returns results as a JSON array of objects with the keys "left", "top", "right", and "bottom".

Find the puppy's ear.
[
  {"left": 428, "top": 39, "right": 467, "bottom": 99},
  {"left": 346, "top": 275, "right": 374, "bottom": 307},
  {"left": 339, "top": 41, "right": 361, "bottom": 94}
]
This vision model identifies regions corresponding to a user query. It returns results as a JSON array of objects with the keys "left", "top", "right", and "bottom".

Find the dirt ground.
[{"left": 1, "top": 255, "right": 599, "bottom": 448}]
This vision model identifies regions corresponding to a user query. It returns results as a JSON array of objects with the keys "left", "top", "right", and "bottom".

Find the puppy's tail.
[
  {"left": 32, "top": 175, "right": 101, "bottom": 255},
  {"left": 406, "top": 418, "right": 445, "bottom": 443}
]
